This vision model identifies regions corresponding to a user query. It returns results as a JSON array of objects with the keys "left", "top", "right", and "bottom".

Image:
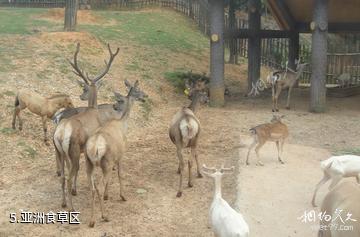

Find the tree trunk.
[
  {"left": 209, "top": 0, "right": 225, "bottom": 107},
  {"left": 247, "top": 0, "right": 261, "bottom": 94},
  {"left": 64, "top": 0, "right": 78, "bottom": 32},
  {"left": 228, "top": 0, "right": 237, "bottom": 64},
  {"left": 310, "top": 0, "right": 328, "bottom": 112}
]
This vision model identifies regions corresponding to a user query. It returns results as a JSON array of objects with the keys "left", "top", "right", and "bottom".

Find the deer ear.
[
  {"left": 124, "top": 79, "right": 132, "bottom": 89},
  {"left": 184, "top": 79, "right": 192, "bottom": 89}
]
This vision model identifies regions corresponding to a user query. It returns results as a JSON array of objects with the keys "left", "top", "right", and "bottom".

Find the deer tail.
[{"left": 86, "top": 135, "right": 106, "bottom": 166}]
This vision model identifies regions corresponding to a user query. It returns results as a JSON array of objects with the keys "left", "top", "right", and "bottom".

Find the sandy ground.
[{"left": 0, "top": 11, "right": 360, "bottom": 236}]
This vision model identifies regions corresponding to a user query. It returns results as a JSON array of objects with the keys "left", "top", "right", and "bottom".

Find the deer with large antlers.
[
  {"left": 85, "top": 80, "right": 147, "bottom": 227},
  {"left": 53, "top": 43, "right": 120, "bottom": 211},
  {"left": 169, "top": 79, "right": 209, "bottom": 197},
  {"left": 268, "top": 60, "right": 307, "bottom": 112}
]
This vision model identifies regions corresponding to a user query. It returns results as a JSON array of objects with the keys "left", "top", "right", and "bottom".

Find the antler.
[
  {"left": 93, "top": 43, "right": 120, "bottom": 83},
  {"left": 69, "top": 43, "right": 90, "bottom": 85}
]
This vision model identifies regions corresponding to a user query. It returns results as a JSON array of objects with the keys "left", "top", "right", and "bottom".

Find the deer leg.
[
  {"left": 41, "top": 117, "right": 50, "bottom": 146},
  {"left": 311, "top": 173, "right": 330, "bottom": 207},
  {"left": 86, "top": 158, "right": 96, "bottom": 228},
  {"left": 328, "top": 175, "right": 342, "bottom": 190},
  {"left": 246, "top": 138, "right": 257, "bottom": 165},
  {"left": 276, "top": 140, "right": 285, "bottom": 164},
  {"left": 12, "top": 106, "right": 19, "bottom": 129},
  {"left": 117, "top": 159, "right": 126, "bottom": 201},
  {"left": 255, "top": 141, "right": 265, "bottom": 166},
  {"left": 272, "top": 86, "right": 276, "bottom": 112},
  {"left": 71, "top": 166, "right": 79, "bottom": 196},
  {"left": 356, "top": 174, "right": 360, "bottom": 184},
  {"left": 67, "top": 160, "right": 79, "bottom": 212},
  {"left": 192, "top": 147, "right": 202, "bottom": 178},
  {"left": 54, "top": 145, "right": 61, "bottom": 177},
  {"left": 286, "top": 86, "right": 293, "bottom": 110},
  {"left": 60, "top": 156, "right": 66, "bottom": 208},
  {"left": 274, "top": 87, "right": 282, "bottom": 112},
  {"left": 188, "top": 159, "right": 193, "bottom": 188},
  {"left": 279, "top": 139, "right": 285, "bottom": 164},
  {"left": 176, "top": 146, "right": 185, "bottom": 197},
  {"left": 99, "top": 163, "right": 110, "bottom": 222}
]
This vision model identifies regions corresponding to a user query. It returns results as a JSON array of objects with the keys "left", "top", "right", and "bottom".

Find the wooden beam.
[
  {"left": 310, "top": 0, "right": 328, "bottom": 113},
  {"left": 297, "top": 22, "right": 360, "bottom": 33},
  {"left": 224, "top": 29, "right": 292, "bottom": 39},
  {"left": 247, "top": 0, "right": 261, "bottom": 94},
  {"left": 209, "top": 0, "right": 225, "bottom": 107},
  {"left": 273, "top": 0, "right": 296, "bottom": 30}
]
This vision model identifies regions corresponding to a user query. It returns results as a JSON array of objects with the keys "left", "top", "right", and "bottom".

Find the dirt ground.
[{"left": 1, "top": 12, "right": 360, "bottom": 237}]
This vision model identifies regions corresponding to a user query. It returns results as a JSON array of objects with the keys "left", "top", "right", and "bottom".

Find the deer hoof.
[
  {"left": 120, "top": 195, "right": 127, "bottom": 201},
  {"left": 61, "top": 203, "right": 67, "bottom": 208},
  {"left": 104, "top": 195, "right": 108, "bottom": 200},
  {"left": 177, "top": 168, "right": 181, "bottom": 174},
  {"left": 19, "top": 127, "right": 23, "bottom": 131},
  {"left": 286, "top": 106, "right": 290, "bottom": 110},
  {"left": 71, "top": 189, "right": 77, "bottom": 196},
  {"left": 176, "top": 191, "right": 182, "bottom": 198},
  {"left": 188, "top": 182, "right": 193, "bottom": 188},
  {"left": 102, "top": 216, "right": 110, "bottom": 222},
  {"left": 56, "top": 171, "right": 61, "bottom": 177},
  {"left": 246, "top": 162, "right": 250, "bottom": 165},
  {"left": 279, "top": 160, "right": 285, "bottom": 164},
  {"left": 197, "top": 173, "right": 203, "bottom": 178},
  {"left": 89, "top": 221, "right": 95, "bottom": 228}
]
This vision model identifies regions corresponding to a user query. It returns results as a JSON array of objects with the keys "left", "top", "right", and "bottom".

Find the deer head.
[
  {"left": 112, "top": 80, "right": 147, "bottom": 112},
  {"left": 185, "top": 79, "right": 209, "bottom": 104},
  {"left": 69, "top": 43, "right": 120, "bottom": 108}
]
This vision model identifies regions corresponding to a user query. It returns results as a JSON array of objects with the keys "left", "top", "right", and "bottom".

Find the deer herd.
[{"left": 9, "top": 43, "right": 360, "bottom": 236}]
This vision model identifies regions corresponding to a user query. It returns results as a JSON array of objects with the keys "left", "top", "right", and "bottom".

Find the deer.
[
  {"left": 85, "top": 80, "right": 147, "bottom": 227},
  {"left": 169, "top": 79, "right": 209, "bottom": 197},
  {"left": 268, "top": 60, "right": 308, "bottom": 112},
  {"left": 246, "top": 115, "right": 289, "bottom": 166},
  {"left": 311, "top": 155, "right": 360, "bottom": 207},
  {"left": 318, "top": 181, "right": 360, "bottom": 237},
  {"left": 202, "top": 164, "right": 250, "bottom": 237},
  {"left": 53, "top": 42, "right": 120, "bottom": 211},
  {"left": 11, "top": 91, "right": 74, "bottom": 145}
]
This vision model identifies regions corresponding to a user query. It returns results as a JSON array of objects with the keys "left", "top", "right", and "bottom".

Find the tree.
[{"left": 64, "top": 0, "right": 78, "bottom": 31}]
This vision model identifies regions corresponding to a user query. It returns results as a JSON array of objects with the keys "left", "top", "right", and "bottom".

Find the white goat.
[
  {"left": 311, "top": 155, "right": 360, "bottom": 207},
  {"left": 202, "top": 164, "right": 249, "bottom": 237}
]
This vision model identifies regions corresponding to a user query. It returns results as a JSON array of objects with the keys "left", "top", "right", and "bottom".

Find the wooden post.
[
  {"left": 64, "top": 0, "right": 78, "bottom": 31},
  {"left": 209, "top": 0, "right": 225, "bottom": 107},
  {"left": 228, "top": 0, "right": 237, "bottom": 64},
  {"left": 247, "top": 0, "right": 261, "bottom": 94},
  {"left": 310, "top": 0, "right": 328, "bottom": 112}
]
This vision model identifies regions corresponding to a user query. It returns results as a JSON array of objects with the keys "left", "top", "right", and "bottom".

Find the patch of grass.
[
  {"left": 125, "top": 61, "right": 141, "bottom": 71},
  {"left": 23, "top": 146, "right": 37, "bottom": 159},
  {"left": 0, "top": 127, "right": 15, "bottom": 135},
  {"left": 0, "top": 8, "right": 58, "bottom": 34},
  {"left": 333, "top": 148, "right": 360, "bottom": 156},
  {"left": 3, "top": 90, "right": 15, "bottom": 96},
  {"left": 140, "top": 99, "right": 153, "bottom": 121},
  {"left": 80, "top": 10, "right": 208, "bottom": 52},
  {"left": 141, "top": 74, "right": 152, "bottom": 80}
]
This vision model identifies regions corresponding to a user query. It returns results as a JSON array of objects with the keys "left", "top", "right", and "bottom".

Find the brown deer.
[
  {"left": 246, "top": 115, "right": 289, "bottom": 166},
  {"left": 53, "top": 43, "right": 119, "bottom": 211},
  {"left": 85, "top": 80, "right": 146, "bottom": 227},
  {"left": 12, "top": 91, "right": 74, "bottom": 145},
  {"left": 169, "top": 79, "right": 209, "bottom": 197},
  {"left": 269, "top": 60, "right": 307, "bottom": 112}
]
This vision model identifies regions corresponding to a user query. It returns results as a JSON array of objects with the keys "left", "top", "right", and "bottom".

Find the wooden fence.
[{"left": 0, "top": 0, "right": 65, "bottom": 8}]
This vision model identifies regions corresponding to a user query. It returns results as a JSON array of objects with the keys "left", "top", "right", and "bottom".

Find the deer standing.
[
  {"left": 85, "top": 80, "right": 146, "bottom": 227},
  {"left": 53, "top": 43, "right": 119, "bottom": 211},
  {"left": 169, "top": 79, "right": 208, "bottom": 197},
  {"left": 202, "top": 164, "right": 249, "bottom": 237},
  {"left": 12, "top": 91, "right": 74, "bottom": 145},
  {"left": 246, "top": 115, "right": 288, "bottom": 166},
  {"left": 269, "top": 60, "right": 307, "bottom": 112}
]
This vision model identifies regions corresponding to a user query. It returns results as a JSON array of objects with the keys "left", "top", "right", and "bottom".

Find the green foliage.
[
  {"left": 0, "top": 8, "right": 59, "bottom": 34},
  {"left": 164, "top": 70, "right": 209, "bottom": 93},
  {"left": 0, "top": 127, "right": 15, "bottom": 135},
  {"left": 3, "top": 90, "right": 15, "bottom": 96},
  {"left": 80, "top": 11, "right": 208, "bottom": 52}
]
